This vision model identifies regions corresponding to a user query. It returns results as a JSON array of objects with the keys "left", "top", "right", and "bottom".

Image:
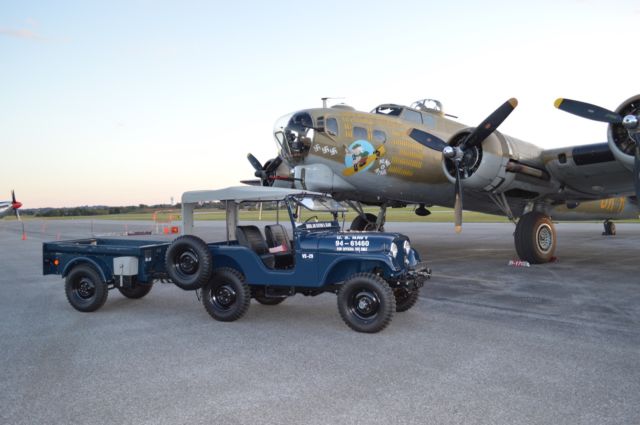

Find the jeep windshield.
[
  {"left": 295, "top": 196, "right": 347, "bottom": 213},
  {"left": 290, "top": 196, "right": 347, "bottom": 231}
]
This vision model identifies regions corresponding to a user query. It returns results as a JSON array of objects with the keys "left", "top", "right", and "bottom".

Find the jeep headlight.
[
  {"left": 403, "top": 240, "right": 411, "bottom": 254},
  {"left": 390, "top": 242, "right": 398, "bottom": 258}
]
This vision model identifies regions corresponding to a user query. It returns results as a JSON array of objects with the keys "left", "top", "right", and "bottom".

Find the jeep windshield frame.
[{"left": 285, "top": 194, "right": 347, "bottom": 232}]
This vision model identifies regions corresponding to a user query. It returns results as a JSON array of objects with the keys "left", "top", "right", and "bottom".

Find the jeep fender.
[{"left": 320, "top": 256, "right": 396, "bottom": 285}]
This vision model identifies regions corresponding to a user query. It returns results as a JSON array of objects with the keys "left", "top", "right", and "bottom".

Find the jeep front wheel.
[
  {"left": 394, "top": 287, "right": 420, "bottom": 312},
  {"left": 337, "top": 273, "right": 395, "bottom": 333}
]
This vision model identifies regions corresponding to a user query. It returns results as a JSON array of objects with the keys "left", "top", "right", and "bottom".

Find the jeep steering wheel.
[{"left": 303, "top": 215, "right": 318, "bottom": 224}]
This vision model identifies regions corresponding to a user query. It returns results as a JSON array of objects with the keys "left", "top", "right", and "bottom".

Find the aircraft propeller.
[
  {"left": 246, "top": 153, "right": 283, "bottom": 186},
  {"left": 409, "top": 98, "right": 519, "bottom": 232},
  {"left": 11, "top": 190, "right": 22, "bottom": 221},
  {"left": 554, "top": 98, "right": 640, "bottom": 200}
]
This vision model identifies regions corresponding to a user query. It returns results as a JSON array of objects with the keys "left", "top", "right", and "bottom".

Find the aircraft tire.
[
  {"left": 394, "top": 287, "right": 420, "bottom": 312},
  {"left": 65, "top": 264, "right": 109, "bottom": 312},
  {"left": 514, "top": 212, "right": 556, "bottom": 264},
  {"left": 202, "top": 268, "right": 251, "bottom": 322},
  {"left": 350, "top": 213, "right": 384, "bottom": 231},
  {"left": 603, "top": 220, "right": 616, "bottom": 236},
  {"left": 337, "top": 273, "right": 395, "bottom": 333},
  {"left": 165, "top": 235, "right": 213, "bottom": 291},
  {"left": 118, "top": 282, "right": 153, "bottom": 299}
]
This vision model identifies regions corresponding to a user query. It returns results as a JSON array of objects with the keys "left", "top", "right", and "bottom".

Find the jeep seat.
[
  {"left": 265, "top": 224, "right": 294, "bottom": 268},
  {"left": 236, "top": 225, "right": 275, "bottom": 269}
]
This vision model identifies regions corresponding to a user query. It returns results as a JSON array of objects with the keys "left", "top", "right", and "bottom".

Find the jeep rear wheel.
[
  {"left": 202, "top": 268, "right": 250, "bottom": 322},
  {"left": 254, "top": 295, "right": 286, "bottom": 305},
  {"left": 337, "top": 273, "right": 395, "bottom": 333},
  {"left": 118, "top": 282, "right": 153, "bottom": 299}
]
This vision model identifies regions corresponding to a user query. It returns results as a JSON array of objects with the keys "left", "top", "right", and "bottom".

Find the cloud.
[{"left": 0, "top": 27, "right": 46, "bottom": 41}]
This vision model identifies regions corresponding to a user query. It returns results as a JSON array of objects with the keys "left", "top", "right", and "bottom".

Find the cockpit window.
[
  {"left": 372, "top": 105, "right": 403, "bottom": 116},
  {"left": 353, "top": 126, "right": 367, "bottom": 140},
  {"left": 326, "top": 118, "right": 338, "bottom": 136},
  {"left": 292, "top": 113, "right": 313, "bottom": 129},
  {"left": 400, "top": 109, "right": 423, "bottom": 124}
]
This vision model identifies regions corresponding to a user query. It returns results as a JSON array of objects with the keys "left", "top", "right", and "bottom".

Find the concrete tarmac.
[{"left": 0, "top": 219, "right": 639, "bottom": 425}]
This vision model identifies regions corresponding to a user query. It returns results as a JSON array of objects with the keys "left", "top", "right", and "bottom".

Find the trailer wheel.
[
  {"left": 202, "top": 268, "right": 250, "bottom": 322},
  {"left": 394, "top": 287, "right": 420, "bottom": 312},
  {"left": 118, "top": 282, "right": 153, "bottom": 299},
  {"left": 337, "top": 273, "right": 395, "bottom": 333},
  {"left": 165, "top": 235, "right": 213, "bottom": 291},
  {"left": 65, "top": 264, "right": 109, "bottom": 312}
]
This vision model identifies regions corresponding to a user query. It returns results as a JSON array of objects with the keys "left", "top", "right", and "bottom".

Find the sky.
[{"left": 1, "top": 0, "right": 639, "bottom": 208}]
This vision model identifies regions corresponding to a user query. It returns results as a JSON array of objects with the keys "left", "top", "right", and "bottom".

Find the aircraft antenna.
[{"left": 321, "top": 97, "right": 345, "bottom": 108}]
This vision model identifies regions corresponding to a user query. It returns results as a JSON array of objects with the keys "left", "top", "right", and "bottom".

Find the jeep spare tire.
[{"left": 165, "top": 235, "right": 213, "bottom": 290}]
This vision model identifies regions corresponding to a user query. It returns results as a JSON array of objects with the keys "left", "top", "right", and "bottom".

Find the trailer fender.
[{"left": 62, "top": 257, "right": 109, "bottom": 283}]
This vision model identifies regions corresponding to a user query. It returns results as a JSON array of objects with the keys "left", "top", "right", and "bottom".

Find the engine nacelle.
[
  {"left": 293, "top": 163, "right": 356, "bottom": 193},
  {"left": 441, "top": 129, "right": 516, "bottom": 193},
  {"left": 607, "top": 94, "right": 640, "bottom": 172}
]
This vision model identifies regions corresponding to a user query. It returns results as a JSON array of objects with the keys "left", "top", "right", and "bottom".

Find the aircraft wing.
[{"left": 540, "top": 142, "right": 634, "bottom": 201}]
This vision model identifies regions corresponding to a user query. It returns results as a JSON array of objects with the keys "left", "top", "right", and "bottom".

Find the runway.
[{"left": 1, "top": 219, "right": 639, "bottom": 424}]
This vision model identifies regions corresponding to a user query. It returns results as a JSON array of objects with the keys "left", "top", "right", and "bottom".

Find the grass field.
[
  {"left": 17, "top": 206, "right": 512, "bottom": 223},
  {"left": 13, "top": 206, "right": 640, "bottom": 224}
]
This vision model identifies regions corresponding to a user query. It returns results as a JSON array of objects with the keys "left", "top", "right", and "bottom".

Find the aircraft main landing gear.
[
  {"left": 602, "top": 220, "right": 616, "bottom": 236},
  {"left": 514, "top": 211, "right": 557, "bottom": 264},
  {"left": 349, "top": 203, "right": 386, "bottom": 231}
]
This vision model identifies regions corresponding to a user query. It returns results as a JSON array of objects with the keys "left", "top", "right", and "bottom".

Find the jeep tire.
[
  {"left": 118, "top": 282, "right": 153, "bottom": 299},
  {"left": 337, "top": 273, "right": 395, "bottom": 333},
  {"left": 165, "top": 235, "right": 213, "bottom": 291},
  {"left": 394, "top": 287, "right": 420, "bottom": 312},
  {"left": 254, "top": 295, "right": 286, "bottom": 305},
  {"left": 202, "top": 268, "right": 251, "bottom": 322}
]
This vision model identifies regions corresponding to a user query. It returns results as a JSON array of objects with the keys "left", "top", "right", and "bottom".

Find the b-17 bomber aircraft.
[
  {"left": 0, "top": 190, "right": 22, "bottom": 219},
  {"left": 246, "top": 95, "right": 640, "bottom": 264}
]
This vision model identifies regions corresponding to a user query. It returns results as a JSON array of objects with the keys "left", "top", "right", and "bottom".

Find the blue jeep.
[{"left": 168, "top": 186, "right": 430, "bottom": 333}]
